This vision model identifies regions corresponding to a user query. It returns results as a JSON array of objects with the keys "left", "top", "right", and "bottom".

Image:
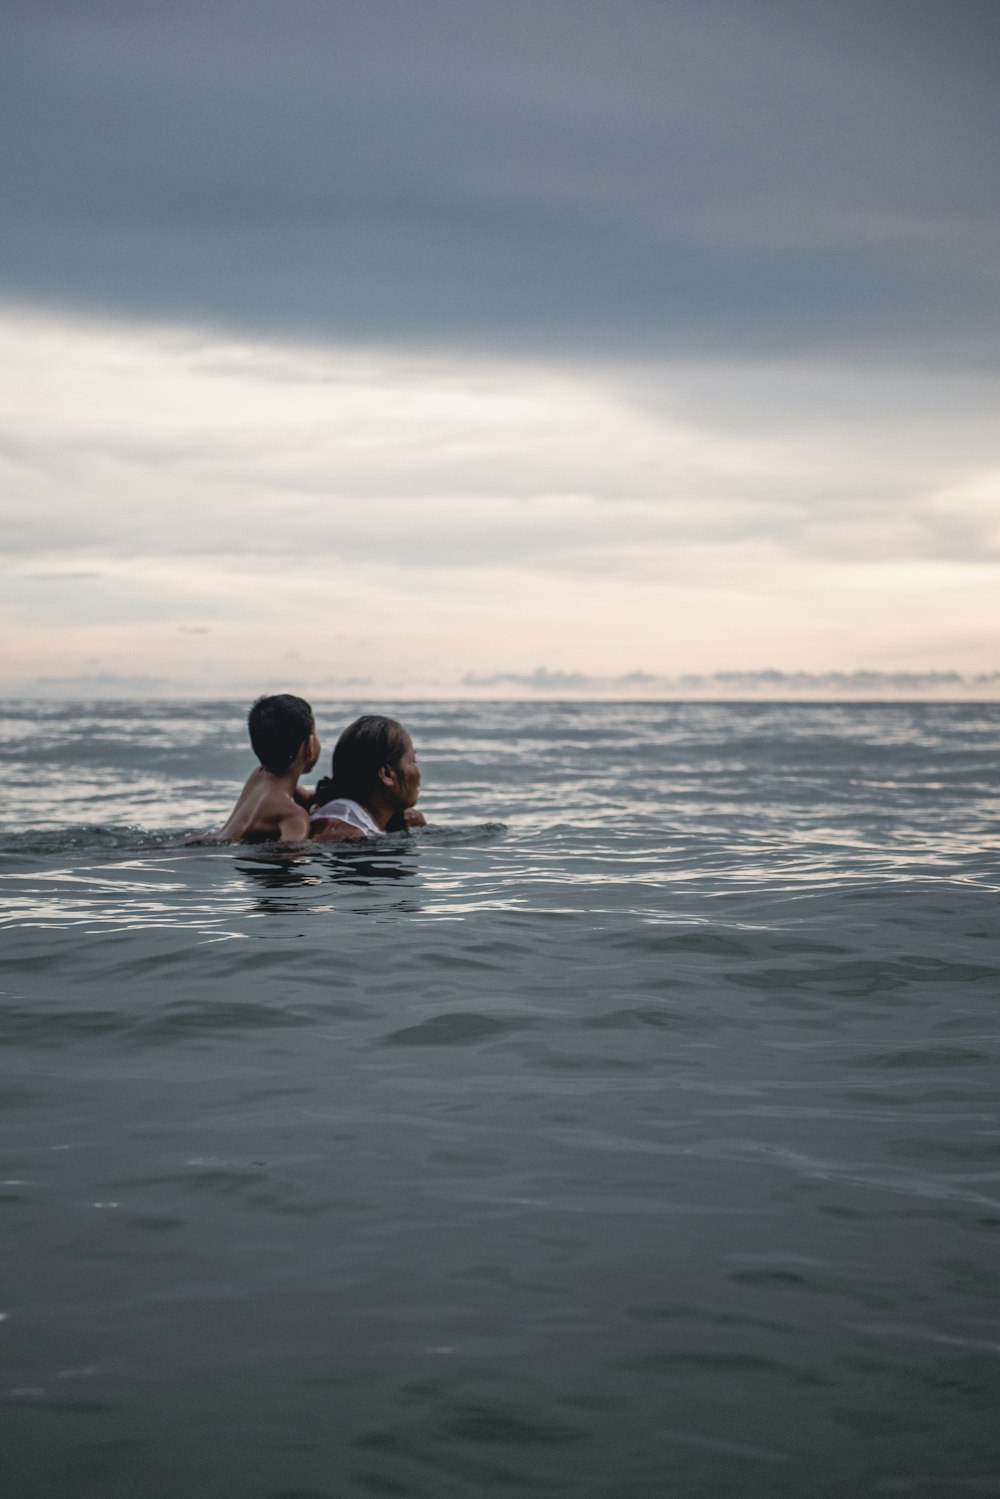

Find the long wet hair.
[{"left": 312, "top": 715, "right": 409, "bottom": 808}]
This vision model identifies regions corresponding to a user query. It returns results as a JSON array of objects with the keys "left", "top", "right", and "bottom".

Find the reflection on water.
[
  {"left": 235, "top": 857, "right": 324, "bottom": 892},
  {"left": 1, "top": 702, "right": 999, "bottom": 1498},
  {"left": 235, "top": 842, "right": 424, "bottom": 917},
  {"left": 320, "top": 845, "right": 420, "bottom": 888}
]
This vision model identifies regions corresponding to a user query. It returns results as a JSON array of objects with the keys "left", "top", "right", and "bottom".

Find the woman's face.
[{"left": 389, "top": 733, "right": 421, "bottom": 808}]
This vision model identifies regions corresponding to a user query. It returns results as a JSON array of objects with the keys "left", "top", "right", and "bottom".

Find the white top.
[{"left": 309, "top": 796, "right": 382, "bottom": 838}]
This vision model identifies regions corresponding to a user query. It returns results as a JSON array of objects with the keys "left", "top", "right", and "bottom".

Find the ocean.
[{"left": 1, "top": 699, "right": 998, "bottom": 1498}]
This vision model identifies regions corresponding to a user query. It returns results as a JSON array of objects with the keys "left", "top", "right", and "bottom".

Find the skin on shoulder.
[
  {"left": 308, "top": 816, "right": 367, "bottom": 843},
  {"left": 273, "top": 798, "right": 311, "bottom": 842}
]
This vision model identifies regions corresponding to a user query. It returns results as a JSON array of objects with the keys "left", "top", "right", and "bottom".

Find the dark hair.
[
  {"left": 247, "top": 694, "right": 314, "bottom": 774},
  {"left": 313, "top": 715, "right": 408, "bottom": 807}
]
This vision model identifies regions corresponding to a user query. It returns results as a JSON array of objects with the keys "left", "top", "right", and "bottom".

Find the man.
[{"left": 215, "top": 694, "right": 319, "bottom": 843}]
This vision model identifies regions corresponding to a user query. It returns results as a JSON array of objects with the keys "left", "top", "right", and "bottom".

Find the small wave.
[
  {"left": 0, "top": 819, "right": 507, "bottom": 861},
  {"left": 409, "top": 820, "right": 507, "bottom": 846},
  {"left": 379, "top": 1011, "right": 522, "bottom": 1046},
  {"left": 0, "top": 824, "right": 168, "bottom": 857},
  {"left": 227, "top": 819, "right": 507, "bottom": 859}
]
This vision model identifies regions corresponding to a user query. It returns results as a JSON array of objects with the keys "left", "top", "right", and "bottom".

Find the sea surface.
[{"left": 1, "top": 699, "right": 998, "bottom": 1499}]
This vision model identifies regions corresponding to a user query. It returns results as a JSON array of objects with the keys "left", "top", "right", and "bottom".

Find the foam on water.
[{"left": 1, "top": 700, "right": 998, "bottom": 1498}]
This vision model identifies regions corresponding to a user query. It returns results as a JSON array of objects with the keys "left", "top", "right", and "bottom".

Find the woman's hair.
[{"left": 313, "top": 715, "right": 408, "bottom": 807}]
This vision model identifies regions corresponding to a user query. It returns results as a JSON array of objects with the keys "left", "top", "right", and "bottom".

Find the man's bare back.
[{"left": 215, "top": 767, "right": 311, "bottom": 844}]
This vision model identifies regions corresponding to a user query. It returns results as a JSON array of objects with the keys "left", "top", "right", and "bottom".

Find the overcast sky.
[{"left": 2, "top": 1, "right": 998, "bottom": 696}]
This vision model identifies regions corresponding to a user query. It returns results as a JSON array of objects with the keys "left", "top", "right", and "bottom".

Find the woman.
[{"left": 309, "top": 715, "right": 425, "bottom": 842}]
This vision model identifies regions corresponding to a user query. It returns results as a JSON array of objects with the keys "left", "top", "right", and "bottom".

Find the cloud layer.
[
  {"left": 3, "top": 1, "right": 999, "bottom": 361},
  {"left": 1, "top": 310, "right": 998, "bottom": 695}
]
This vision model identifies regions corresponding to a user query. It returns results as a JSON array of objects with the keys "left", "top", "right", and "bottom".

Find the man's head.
[{"left": 247, "top": 694, "right": 319, "bottom": 775}]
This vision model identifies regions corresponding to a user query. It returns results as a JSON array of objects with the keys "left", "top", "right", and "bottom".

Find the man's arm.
[
  {"left": 276, "top": 805, "right": 311, "bottom": 841},
  {"left": 385, "top": 808, "right": 427, "bottom": 831}
]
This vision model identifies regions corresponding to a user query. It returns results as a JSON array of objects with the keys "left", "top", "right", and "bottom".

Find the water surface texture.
[{"left": 1, "top": 700, "right": 999, "bottom": 1498}]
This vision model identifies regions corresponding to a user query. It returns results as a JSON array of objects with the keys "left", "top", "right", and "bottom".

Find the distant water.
[{"left": 1, "top": 699, "right": 998, "bottom": 1499}]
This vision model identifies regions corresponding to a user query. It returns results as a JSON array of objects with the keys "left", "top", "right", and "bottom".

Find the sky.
[{"left": 2, "top": 0, "right": 998, "bottom": 699}]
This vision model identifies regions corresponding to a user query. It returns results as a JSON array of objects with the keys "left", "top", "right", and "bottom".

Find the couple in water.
[{"left": 216, "top": 694, "right": 425, "bottom": 845}]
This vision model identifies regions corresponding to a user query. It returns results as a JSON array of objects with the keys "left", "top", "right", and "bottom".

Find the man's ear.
[{"left": 299, "top": 733, "right": 319, "bottom": 772}]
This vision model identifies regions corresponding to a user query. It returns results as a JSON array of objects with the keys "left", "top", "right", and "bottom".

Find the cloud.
[
  {"left": 10, "top": 666, "right": 999, "bottom": 702},
  {"left": 2, "top": 1, "right": 998, "bottom": 363},
  {"left": 8, "top": 670, "right": 381, "bottom": 700},
  {"left": 1, "top": 308, "right": 998, "bottom": 692},
  {"left": 4, "top": 310, "right": 1000, "bottom": 577},
  {"left": 462, "top": 668, "right": 1000, "bottom": 700},
  {"left": 13, "top": 672, "right": 178, "bottom": 698}
]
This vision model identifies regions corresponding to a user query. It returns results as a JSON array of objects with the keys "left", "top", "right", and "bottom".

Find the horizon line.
[{"left": 4, "top": 693, "right": 1000, "bottom": 707}]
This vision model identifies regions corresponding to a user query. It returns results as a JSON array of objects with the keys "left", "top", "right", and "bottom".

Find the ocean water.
[{"left": 1, "top": 698, "right": 998, "bottom": 1499}]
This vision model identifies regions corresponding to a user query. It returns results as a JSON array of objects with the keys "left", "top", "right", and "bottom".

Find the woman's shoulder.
[
  {"left": 309, "top": 794, "right": 381, "bottom": 839},
  {"left": 310, "top": 814, "right": 368, "bottom": 843},
  {"left": 310, "top": 794, "right": 359, "bottom": 818}
]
